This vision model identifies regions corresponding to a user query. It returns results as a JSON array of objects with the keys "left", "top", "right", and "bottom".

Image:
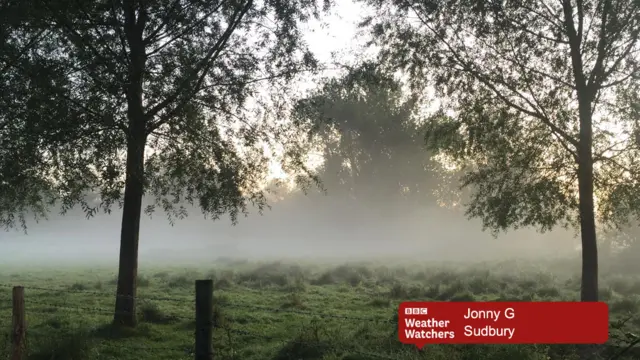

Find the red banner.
[{"left": 398, "top": 301, "right": 608, "bottom": 348}]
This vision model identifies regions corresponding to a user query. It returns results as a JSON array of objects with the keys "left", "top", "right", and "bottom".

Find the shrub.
[
  {"left": 138, "top": 302, "right": 174, "bottom": 324},
  {"left": 69, "top": 282, "right": 88, "bottom": 291}
]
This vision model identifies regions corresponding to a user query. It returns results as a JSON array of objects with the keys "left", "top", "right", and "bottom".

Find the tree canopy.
[
  {"left": 292, "top": 62, "right": 458, "bottom": 210},
  {"left": 2, "top": 0, "right": 328, "bottom": 227},
  {"left": 359, "top": 0, "right": 640, "bottom": 302},
  {"left": 0, "top": 0, "right": 330, "bottom": 326}
]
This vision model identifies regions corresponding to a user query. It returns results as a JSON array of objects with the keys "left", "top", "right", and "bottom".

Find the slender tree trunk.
[
  {"left": 562, "top": 0, "right": 599, "bottom": 303},
  {"left": 577, "top": 104, "right": 599, "bottom": 302},
  {"left": 114, "top": 1, "right": 148, "bottom": 326},
  {"left": 575, "top": 95, "right": 600, "bottom": 360},
  {"left": 113, "top": 131, "right": 146, "bottom": 327},
  {"left": 113, "top": 78, "right": 147, "bottom": 327}
]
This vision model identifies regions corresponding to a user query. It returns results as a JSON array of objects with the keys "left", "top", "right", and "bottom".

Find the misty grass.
[{"left": 0, "top": 260, "right": 639, "bottom": 360}]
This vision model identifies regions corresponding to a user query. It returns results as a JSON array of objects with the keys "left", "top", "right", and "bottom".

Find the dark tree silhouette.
[{"left": 0, "top": 0, "right": 329, "bottom": 326}]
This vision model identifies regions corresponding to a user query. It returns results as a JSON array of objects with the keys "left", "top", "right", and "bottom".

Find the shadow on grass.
[
  {"left": 272, "top": 337, "right": 332, "bottom": 360},
  {"left": 26, "top": 328, "right": 94, "bottom": 360},
  {"left": 90, "top": 322, "right": 151, "bottom": 340},
  {"left": 137, "top": 302, "right": 180, "bottom": 325},
  {"left": 24, "top": 319, "right": 176, "bottom": 360}
]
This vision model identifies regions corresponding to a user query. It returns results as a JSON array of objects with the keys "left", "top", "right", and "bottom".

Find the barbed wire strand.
[
  {"left": 25, "top": 299, "right": 193, "bottom": 321},
  {"left": 221, "top": 302, "right": 394, "bottom": 323},
  {"left": 0, "top": 293, "right": 403, "bottom": 359},
  {"left": 0, "top": 297, "right": 193, "bottom": 323},
  {"left": 0, "top": 283, "right": 191, "bottom": 304},
  {"left": 226, "top": 327, "right": 401, "bottom": 360},
  {"left": 2, "top": 304, "right": 400, "bottom": 359},
  {"left": 0, "top": 283, "right": 395, "bottom": 324}
]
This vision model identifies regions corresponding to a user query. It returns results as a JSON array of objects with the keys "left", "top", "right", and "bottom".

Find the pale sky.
[{"left": 305, "top": 1, "right": 366, "bottom": 61}]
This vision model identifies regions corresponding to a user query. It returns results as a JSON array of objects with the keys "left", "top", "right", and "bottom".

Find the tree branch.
[
  {"left": 144, "top": 1, "right": 227, "bottom": 58},
  {"left": 146, "top": 0, "right": 253, "bottom": 132},
  {"left": 142, "top": 0, "right": 182, "bottom": 45},
  {"left": 505, "top": 33, "right": 579, "bottom": 161},
  {"left": 586, "top": 0, "right": 613, "bottom": 97},
  {"left": 45, "top": 3, "right": 124, "bottom": 86},
  {"left": 110, "top": 0, "right": 130, "bottom": 66},
  {"left": 0, "top": 28, "right": 48, "bottom": 74},
  {"left": 408, "top": 0, "right": 581, "bottom": 149},
  {"left": 576, "top": 0, "right": 584, "bottom": 46}
]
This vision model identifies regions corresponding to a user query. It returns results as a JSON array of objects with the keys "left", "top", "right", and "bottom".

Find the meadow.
[{"left": 1, "top": 258, "right": 639, "bottom": 360}]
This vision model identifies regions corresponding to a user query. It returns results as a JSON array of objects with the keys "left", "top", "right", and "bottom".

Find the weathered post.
[
  {"left": 11, "top": 286, "right": 26, "bottom": 360},
  {"left": 195, "top": 279, "right": 213, "bottom": 360}
]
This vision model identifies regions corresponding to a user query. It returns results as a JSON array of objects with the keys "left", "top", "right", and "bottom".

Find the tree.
[
  {"left": 281, "top": 63, "right": 465, "bottom": 244},
  {"left": 1, "top": 0, "right": 329, "bottom": 326},
  {"left": 360, "top": 0, "right": 640, "bottom": 302},
  {"left": 293, "top": 62, "right": 455, "bottom": 210},
  {"left": 0, "top": 0, "right": 59, "bottom": 230}
]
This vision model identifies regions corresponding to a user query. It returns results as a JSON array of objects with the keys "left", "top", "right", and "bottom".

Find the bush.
[
  {"left": 69, "top": 282, "right": 88, "bottom": 291},
  {"left": 138, "top": 302, "right": 174, "bottom": 324}
]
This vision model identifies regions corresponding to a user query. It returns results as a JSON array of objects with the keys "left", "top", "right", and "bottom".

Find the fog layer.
[{"left": 0, "top": 192, "right": 579, "bottom": 266}]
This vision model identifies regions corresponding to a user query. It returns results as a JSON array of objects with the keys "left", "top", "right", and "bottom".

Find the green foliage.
[
  {"left": 0, "top": 0, "right": 331, "bottom": 230},
  {"left": 0, "top": 0, "right": 61, "bottom": 230},
  {"left": 359, "top": 0, "right": 640, "bottom": 233}
]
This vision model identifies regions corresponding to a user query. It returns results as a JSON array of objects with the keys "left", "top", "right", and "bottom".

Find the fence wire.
[
  {"left": 0, "top": 282, "right": 394, "bottom": 323},
  {"left": 0, "top": 283, "right": 192, "bottom": 304},
  {"left": 225, "top": 327, "right": 402, "bottom": 359},
  {"left": 221, "top": 302, "right": 394, "bottom": 323}
]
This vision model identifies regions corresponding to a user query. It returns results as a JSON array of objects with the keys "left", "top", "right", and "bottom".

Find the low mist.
[{"left": 0, "top": 188, "right": 580, "bottom": 267}]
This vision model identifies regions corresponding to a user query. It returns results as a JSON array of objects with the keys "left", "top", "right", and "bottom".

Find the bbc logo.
[{"left": 405, "top": 307, "right": 428, "bottom": 315}]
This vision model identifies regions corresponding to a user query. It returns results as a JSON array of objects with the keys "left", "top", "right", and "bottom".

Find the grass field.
[{"left": 1, "top": 258, "right": 639, "bottom": 360}]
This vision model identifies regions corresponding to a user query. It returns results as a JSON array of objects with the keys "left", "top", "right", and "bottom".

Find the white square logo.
[{"left": 405, "top": 308, "right": 413, "bottom": 315}]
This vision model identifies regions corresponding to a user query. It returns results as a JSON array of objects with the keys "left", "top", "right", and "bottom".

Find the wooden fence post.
[
  {"left": 11, "top": 286, "right": 26, "bottom": 360},
  {"left": 195, "top": 279, "right": 213, "bottom": 360}
]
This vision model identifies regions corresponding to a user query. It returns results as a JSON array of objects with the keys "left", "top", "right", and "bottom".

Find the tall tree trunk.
[
  {"left": 114, "top": 1, "right": 147, "bottom": 326},
  {"left": 575, "top": 94, "right": 600, "bottom": 360},
  {"left": 113, "top": 130, "right": 146, "bottom": 327},
  {"left": 577, "top": 104, "right": 599, "bottom": 302},
  {"left": 562, "top": 0, "right": 599, "bottom": 303}
]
